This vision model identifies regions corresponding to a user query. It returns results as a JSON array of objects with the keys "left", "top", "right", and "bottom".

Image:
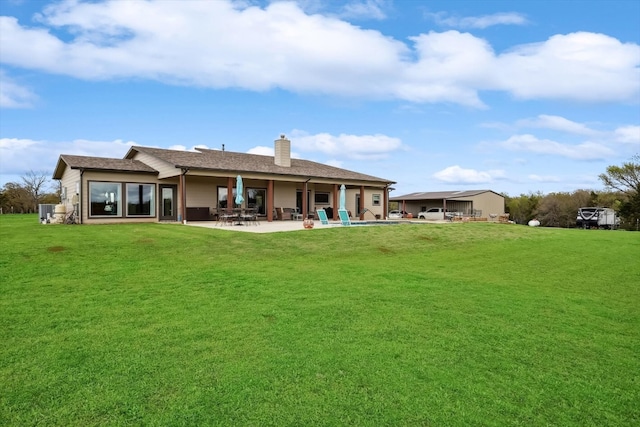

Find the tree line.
[
  {"left": 2, "top": 156, "right": 639, "bottom": 229},
  {"left": 0, "top": 171, "right": 59, "bottom": 214},
  {"left": 505, "top": 155, "right": 639, "bottom": 230}
]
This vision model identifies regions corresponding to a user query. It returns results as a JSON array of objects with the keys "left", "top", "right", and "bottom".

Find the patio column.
[
  {"left": 180, "top": 169, "right": 187, "bottom": 223},
  {"left": 383, "top": 185, "right": 389, "bottom": 220},
  {"left": 227, "top": 177, "right": 233, "bottom": 210},
  {"left": 302, "top": 181, "right": 308, "bottom": 219},
  {"left": 359, "top": 186, "right": 365, "bottom": 220},
  {"left": 267, "top": 180, "right": 274, "bottom": 222}
]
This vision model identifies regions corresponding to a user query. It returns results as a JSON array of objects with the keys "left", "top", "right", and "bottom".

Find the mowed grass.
[{"left": 1, "top": 215, "right": 638, "bottom": 426}]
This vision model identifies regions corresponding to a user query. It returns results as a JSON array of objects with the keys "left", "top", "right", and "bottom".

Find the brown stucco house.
[{"left": 52, "top": 135, "right": 395, "bottom": 224}]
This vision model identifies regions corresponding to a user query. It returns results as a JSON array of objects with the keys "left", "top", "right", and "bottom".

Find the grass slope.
[{"left": 1, "top": 215, "right": 638, "bottom": 426}]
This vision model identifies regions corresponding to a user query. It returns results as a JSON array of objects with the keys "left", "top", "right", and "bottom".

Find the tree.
[
  {"left": 535, "top": 190, "right": 591, "bottom": 228},
  {"left": 21, "top": 170, "right": 54, "bottom": 212},
  {"left": 599, "top": 155, "right": 640, "bottom": 230},
  {"left": 599, "top": 155, "right": 640, "bottom": 195},
  {"left": 504, "top": 192, "right": 541, "bottom": 224},
  {"left": 0, "top": 182, "right": 31, "bottom": 213}
]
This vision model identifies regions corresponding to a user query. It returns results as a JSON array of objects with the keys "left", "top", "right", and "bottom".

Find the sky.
[{"left": 1, "top": 0, "right": 639, "bottom": 197}]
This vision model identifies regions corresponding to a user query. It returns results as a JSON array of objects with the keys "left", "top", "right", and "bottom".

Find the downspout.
[
  {"left": 180, "top": 168, "right": 188, "bottom": 223},
  {"left": 443, "top": 199, "right": 447, "bottom": 220},
  {"left": 79, "top": 168, "right": 84, "bottom": 224},
  {"left": 333, "top": 184, "right": 339, "bottom": 220}
]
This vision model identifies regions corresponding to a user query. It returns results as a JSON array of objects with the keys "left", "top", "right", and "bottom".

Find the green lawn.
[{"left": 1, "top": 215, "right": 638, "bottom": 426}]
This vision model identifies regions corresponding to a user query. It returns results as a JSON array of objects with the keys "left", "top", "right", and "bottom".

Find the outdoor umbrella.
[
  {"left": 339, "top": 184, "right": 346, "bottom": 211},
  {"left": 235, "top": 175, "right": 244, "bottom": 206}
]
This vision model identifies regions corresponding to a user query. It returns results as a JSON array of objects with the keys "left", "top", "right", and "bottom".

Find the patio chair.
[
  {"left": 338, "top": 209, "right": 351, "bottom": 226},
  {"left": 317, "top": 208, "right": 330, "bottom": 225},
  {"left": 275, "top": 207, "right": 292, "bottom": 220},
  {"left": 291, "top": 207, "right": 303, "bottom": 221}
]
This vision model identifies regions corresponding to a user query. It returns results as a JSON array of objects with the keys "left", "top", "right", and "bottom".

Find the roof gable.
[{"left": 53, "top": 154, "right": 158, "bottom": 179}]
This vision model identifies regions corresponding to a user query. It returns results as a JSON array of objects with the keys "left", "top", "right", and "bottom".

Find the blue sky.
[{"left": 1, "top": 0, "right": 638, "bottom": 197}]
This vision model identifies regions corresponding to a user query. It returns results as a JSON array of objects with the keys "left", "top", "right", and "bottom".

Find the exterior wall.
[
  {"left": 131, "top": 151, "right": 180, "bottom": 179},
  {"left": 341, "top": 187, "right": 386, "bottom": 218},
  {"left": 59, "top": 168, "right": 81, "bottom": 215},
  {"left": 81, "top": 170, "right": 160, "bottom": 224},
  {"left": 184, "top": 176, "right": 220, "bottom": 211},
  {"left": 273, "top": 181, "right": 297, "bottom": 211},
  {"left": 465, "top": 193, "right": 505, "bottom": 219}
]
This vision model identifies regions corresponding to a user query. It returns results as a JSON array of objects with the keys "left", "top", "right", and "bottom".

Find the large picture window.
[
  {"left": 89, "top": 182, "right": 121, "bottom": 217},
  {"left": 126, "top": 183, "right": 155, "bottom": 216}
]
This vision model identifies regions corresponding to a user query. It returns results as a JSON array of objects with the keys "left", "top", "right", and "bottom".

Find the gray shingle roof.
[
  {"left": 53, "top": 154, "right": 158, "bottom": 179},
  {"left": 127, "top": 146, "right": 393, "bottom": 184}
]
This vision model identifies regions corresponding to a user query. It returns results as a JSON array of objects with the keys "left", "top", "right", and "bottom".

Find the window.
[
  {"left": 218, "top": 186, "right": 237, "bottom": 209},
  {"left": 126, "top": 183, "right": 155, "bottom": 216},
  {"left": 372, "top": 194, "right": 381, "bottom": 206},
  {"left": 315, "top": 192, "right": 330, "bottom": 204},
  {"left": 247, "top": 188, "right": 266, "bottom": 215},
  {"left": 89, "top": 182, "right": 121, "bottom": 217}
]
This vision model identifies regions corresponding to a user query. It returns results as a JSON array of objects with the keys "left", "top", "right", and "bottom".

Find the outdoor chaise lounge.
[
  {"left": 317, "top": 208, "right": 330, "bottom": 225},
  {"left": 338, "top": 209, "right": 351, "bottom": 226}
]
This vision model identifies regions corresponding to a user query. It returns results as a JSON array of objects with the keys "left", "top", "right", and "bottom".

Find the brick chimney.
[{"left": 274, "top": 134, "right": 291, "bottom": 167}]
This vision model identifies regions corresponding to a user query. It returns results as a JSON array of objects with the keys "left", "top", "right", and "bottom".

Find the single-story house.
[
  {"left": 52, "top": 135, "right": 395, "bottom": 224},
  {"left": 389, "top": 190, "right": 505, "bottom": 220}
]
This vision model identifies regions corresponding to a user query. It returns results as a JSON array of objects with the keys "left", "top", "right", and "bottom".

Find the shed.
[{"left": 390, "top": 190, "right": 505, "bottom": 220}]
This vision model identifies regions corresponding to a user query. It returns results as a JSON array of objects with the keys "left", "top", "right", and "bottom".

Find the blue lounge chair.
[
  {"left": 338, "top": 209, "right": 351, "bottom": 226},
  {"left": 317, "top": 208, "right": 330, "bottom": 225}
]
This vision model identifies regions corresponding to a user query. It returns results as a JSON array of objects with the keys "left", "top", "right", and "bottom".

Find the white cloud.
[
  {"left": 501, "top": 134, "right": 615, "bottom": 160},
  {"left": 0, "top": 2, "right": 638, "bottom": 106},
  {"left": 613, "top": 125, "right": 640, "bottom": 145},
  {"left": 427, "top": 11, "right": 528, "bottom": 29},
  {"left": 495, "top": 32, "right": 640, "bottom": 102},
  {"left": 433, "top": 165, "right": 505, "bottom": 184},
  {"left": 516, "top": 114, "right": 599, "bottom": 136},
  {"left": 0, "top": 70, "right": 37, "bottom": 108},
  {"left": 528, "top": 174, "right": 561, "bottom": 183},
  {"left": 0, "top": 137, "right": 135, "bottom": 180},
  {"left": 290, "top": 130, "right": 402, "bottom": 160},
  {"left": 340, "top": 0, "right": 388, "bottom": 20},
  {"left": 247, "top": 146, "right": 274, "bottom": 156}
]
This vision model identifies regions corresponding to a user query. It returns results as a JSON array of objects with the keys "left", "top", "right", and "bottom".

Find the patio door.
[{"left": 159, "top": 184, "right": 177, "bottom": 221}]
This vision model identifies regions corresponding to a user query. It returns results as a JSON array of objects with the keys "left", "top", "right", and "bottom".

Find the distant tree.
[
  {"left": 599, "top": 155, "right": 640, "bottom": 230},
  {"left": 505, "top": 192, "right": 541, "bottom": 224},
  {"left": 21, "top": 170, "right": 54, "bottom": 212},
  {"left": 0, "top": 182, "right": 31, "bottom": 213},
  {"left": 598, "top": 155, "right": 640, "bottom": 195},
  {"left": 536, "top": 190, "right": 594, "bottom": 228}
]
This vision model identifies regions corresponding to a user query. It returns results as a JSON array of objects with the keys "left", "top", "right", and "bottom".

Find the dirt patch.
[{"left": 47, "top": 246, "right": 65, "bottom": 252}]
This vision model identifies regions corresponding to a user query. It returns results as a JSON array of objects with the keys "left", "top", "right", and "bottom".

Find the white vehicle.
[
  {"left": 388, "top": 210, "right": 407, "bottom": 219},
  {"left": 576, "top": 207, "right": 619, "bottom": 229},
  {"left": 417, "top": 207, "right": 461, "bottom": 220}
]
